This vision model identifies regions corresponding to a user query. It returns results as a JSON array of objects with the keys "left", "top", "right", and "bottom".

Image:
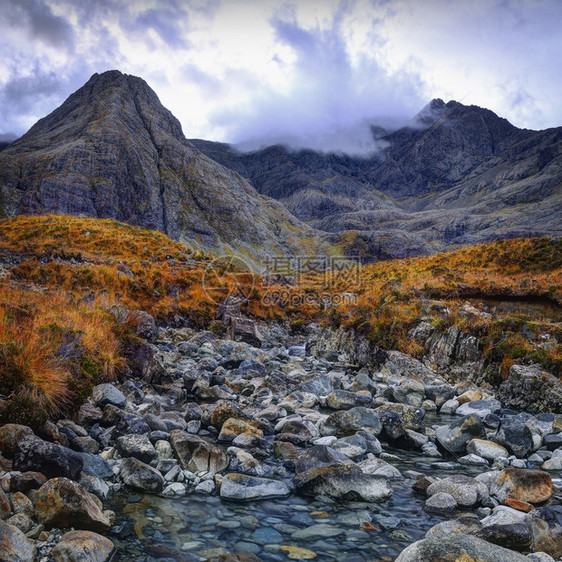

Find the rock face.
[
  {"left": 0, "top": 70, "right": 322, "bottom": 262},
  {"left": 498, "top": 364, "right": 562, "bottom": 414},
  {"left": 192, "top": 99, "right": 562, "bottom": 261}
]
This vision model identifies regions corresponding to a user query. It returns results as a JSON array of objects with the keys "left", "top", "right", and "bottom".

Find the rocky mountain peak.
[{"left": 0, "top": 71, "right": 322, "bottom": 261}]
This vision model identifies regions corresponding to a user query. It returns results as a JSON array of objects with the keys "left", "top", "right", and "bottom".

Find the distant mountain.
[
  {"left": 0, "top": 71, "right": 324, "bottom": 263},
  {"left": 191, "top": 99, "right": 562, "bottom": 259}
]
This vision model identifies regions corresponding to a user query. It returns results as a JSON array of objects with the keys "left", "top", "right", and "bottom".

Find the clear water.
[{"left": 105, "top": 414, "right": 486, "bottom": 561}]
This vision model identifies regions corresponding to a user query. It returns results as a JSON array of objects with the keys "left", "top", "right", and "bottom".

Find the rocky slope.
[
  {"left": 191, "top": 99, "right": 562, "bottom": 260},
  {"left": 0, "top": 71, "right": 324, "bottom": 263}
]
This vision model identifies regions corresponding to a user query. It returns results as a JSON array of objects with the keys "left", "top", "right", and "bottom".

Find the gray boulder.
[
  {"left": 119, "top": 457, "right": 164, "bottom": 493},
  {"left": 435, "top": 414, "right": 486, "bottom": 454},
  {"left": 13, "top": 436, "right": 83, "bottom": 481},
  {"left": 395, "top": 533, "right": 529, "bottom": 561}
]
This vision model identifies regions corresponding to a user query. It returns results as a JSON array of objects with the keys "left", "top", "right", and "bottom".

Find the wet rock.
[
  {"left": 475, "top": 523, "right": 533, "bottom": 551},
  {"left": 13, "top": 436, "right": 83, "bottom": 481},
  {"left": 492, "top": 468, "right": 553, "bottom": 505},
  {"left": 427, "top": 474, "right": 488, "bottom": 507},
  {"left": 33, "top": 477, "right": 111, "bottom": 532},
  {"left": 294, "top": 463, "right": 392, "bottom": 502},
  {"left": 377, "top": 410, "right": 405, "bottom": 440},
  {"left": 170, "top": 430, "right": 229, "bottom": 475},
  {"left": 440, "top": 398, "right": 459, "bottom": 415},
  {"left": 375, "top": 403, "right": 425, "bottom": 432},
  {"left": 467, "top": 438, "right": 509, "bottom": 461},
  {"left": 116, "top": 434, "right": 158, "bottom": 463},
  {"left": 425, "top": 492, "right": 457, "bottom": 514},
  {"left": 91, "top": 383, "right": 126, "bottom": 409},
  {"left": 51, "top": 530, "right": 114, "bottom": 562},
  {"left": 435, "top": 414, "right": 486, "bottom": 454},
  {"left": 525, "top": 505, "right": 562, "bottom": 558},
  {"left": 358, "top": 456, "right": 402, "bottom": 479},
  {"left": 294, "top": 446, "right": 354, "bottom": 474},
  {"left": 332, "top": 434, "right": 368, "bottom": 459},
  {"left": 425, "top": 516, "right": 482, "bottom": 539},
  {"left": 325, "top": 390, "right": 371, "bottom": 410},
  {"left": 0, "top": 518, "right": 36, "bottom": 561},
  {"left": 0, "top": 424, "right": 34, "bottom": 459},
  {"left": 456, "top": 399, "right": 502, "bottom": 418},
  {"left": 78, "top": 453, "right": 113, "bottom": 479},
  {"left": 424, "top": 384, "right": 455, "bottom": 408},
  {"left": 392, "top": 378, "right": 425, "bottom": 407},
  {"left": 320, "top": 407, "right": 381, "bottom": 437},
  {"left": 395, "top": 533, "right": 529, "bottom": 561},
  {"left": 492, "top": 417, "right": 534, "bottom": 458},
  {"left": 220, "top": 473, "right": 290, "bottom": 500},
  {"left": 119, "top": 457, "right": 165, "bottom": 493}
]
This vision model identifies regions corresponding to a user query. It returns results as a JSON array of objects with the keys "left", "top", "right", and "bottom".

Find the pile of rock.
[{"left": 0, "top": 322, "right": 561, "bottom": 561}]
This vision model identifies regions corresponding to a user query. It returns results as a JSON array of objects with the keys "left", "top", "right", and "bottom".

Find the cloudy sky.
[{"left": 1, "top": 0, "right": 561, "bottom": 153}]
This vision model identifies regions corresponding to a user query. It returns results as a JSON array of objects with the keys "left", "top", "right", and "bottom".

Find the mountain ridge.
[
  {"left": 190, "top": 97, "right": 562, "bottom": 259},
  {"left": 0, "top": 70, "right": 325, "bottom": 264}
]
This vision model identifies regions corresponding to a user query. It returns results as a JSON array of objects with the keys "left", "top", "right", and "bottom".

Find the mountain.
[
  {"left": 191, "top": 99, "right": 562, "bottom": 259},
  {"left": 0, "top": 70, "right": 324, "bottom": 263}
]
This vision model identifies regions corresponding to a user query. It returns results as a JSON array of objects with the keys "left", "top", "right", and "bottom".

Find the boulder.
[
  {"left": 295, "top": 445, "right": 354, "bottom": 474},
  {"left": 0, "top": 519, "right": 36, "bottom": 561},
  {"left": 320, "top": 407, "right": 382, "bottom": 437},
  {"left": 0, "top": 487, "right": 10, "bottom": 519},
  {"left": 491, "top": 417, "right": 534, "bottom": 458},
  {"left": 116, "top": 434, "right": 158, "bottom": 463},
  {"left": 456, "top": 399, "right": 502, "bottom": 418},
  {"left": 395, "top": 533, "right": 529, "bottom": 561},
  {"left": 392, "top": 378, "right": 425, "bottom": 407},
  {"left": 220, "top": 474, "right": 291, "bottom": 501},
  {"left": 427, "top": 474, "right": 488, "bottom": 507},
  {"left": 119, "top": 457, "right": 164, "bottom": 493},
  {"left": 375, "top": 403, "right": 425, "bottom": 432},
  {"left": 425, "top": 492, "right": 457, "bottom": 514},
  {"left": 435, "top": 414, "right": 486, "bottom": 454},
  {"left": 51, "top": 530, "right": 114, "bottom": 562},
  {"left": 13, "top": 436, "right": 83, "bottom": 481},
  {"left": 0, "top": 424, "right": 34, "bottom": 459},
  {"left": 218, "top": 418, "right": 263, "bottom": 443},
  {"left": 294, "top": 463, "right": 392, "bottom": 502},
  {"left": 170, "top": 430, "right": 229, "bottom": 475},
  {"left": 492, "top": 469, "right": 553, "bottom": 505},
  {"left": 466, "top": 438, "right": 509, "bottom": 461},
  {"left": 91, "top": 383, "right": 126, "bottom": 408},
  {"left": 325, "top": 390, "right": 372, "bottom": 410},
  {"left": 525, "top": 505, "right": 562, "bottom": 558},
  {"left": 33, "top": 477, "right": 111, "bottom": 532},
  {"left": 209, "top": 401, "right": 249, "bottom": 430}
]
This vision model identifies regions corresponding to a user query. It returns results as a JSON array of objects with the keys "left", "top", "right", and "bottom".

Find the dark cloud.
[
  {"left": 211, "top": 7, "right": 424, "bottom": 155},
  {"left": 0, "top": 0, "right": 74, "bottom": 49}
]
